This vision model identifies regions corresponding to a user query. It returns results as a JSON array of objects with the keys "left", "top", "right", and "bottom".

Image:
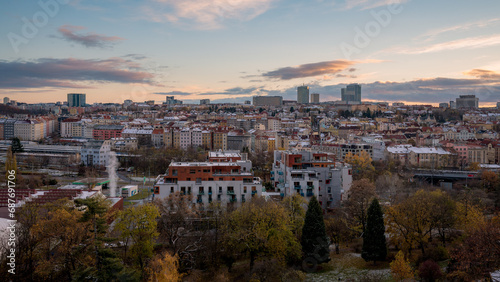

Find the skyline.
[{"left": 1, "top": 0, "right": 500, "bottom": 106}]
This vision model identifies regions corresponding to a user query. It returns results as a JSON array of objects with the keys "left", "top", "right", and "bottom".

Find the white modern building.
[
  {"left": 81, "top": 140, "right": 112, "bottom": 167},
  {"left": 153, "top": 152, "right": 262, "bottom": 206}
]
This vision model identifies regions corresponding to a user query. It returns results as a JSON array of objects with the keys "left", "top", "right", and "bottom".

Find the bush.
[
  {"left": 281, "top": 269, "right": 306, "bottom": 282},
  {"left": 418, "top": 260, "right": 442, "bottom": 282},
  {"left": 427, "top": 245, "right": 449, "bottom": 262}
]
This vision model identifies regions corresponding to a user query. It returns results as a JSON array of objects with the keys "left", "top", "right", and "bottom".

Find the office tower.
[
  {"left": 297, "top": 85, "right": 309, "bottom": 104},
  {"left": 67, "top": 93, "right": 86, "bottom": 107},
  {"left": 200, "top": 99, "right": 210, "bottom": 105},
  {"left": 310, "top": 93, "right": 320, "bottom": 103},
  {"left": 253, "top": 96, "right": 283, "bottom": 106},
  {"left": 341, "top": 84, "right": 361, "bottom": 104},
  {"left": 165, "top": 96, "right": 183, "bottom": 105},
  {"left": 3, "top": 97, "right": 9, "bottom": 104},
  {"left": 456, "top": 95, "right": 479, "bottom": 109}
]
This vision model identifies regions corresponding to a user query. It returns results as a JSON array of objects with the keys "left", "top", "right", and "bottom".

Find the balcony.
[
  {"left": 241, "top": 197, "right": 246, "bottom": 203},
  {"left": 271, "top": 171, "right": 274, "bottom": 175},
  {"left": 294, "top": 186, "right": 301, "bottom": 190},
  {"left": 230, "top": 198, "right": 237, "bottom": 203},
  {"left": 198, "top": 192, "right": 205, "bottom": 195},
  {"left": 227, "top": 190, "right": 235, "bottom": 195},
  {"left": 196, "top": 198, "right": 202, "bottom": 203},
  {"left": 280, "top": 193, "right": 284, "bottom": 197},
  {"left": 270, "top": 177, "right": 274, "bottom": 180},
  {"left": 307, "top": 186, "right": 314, "bottom": 190},
  {"left": 208, "top": 191, "right": 212, "bottom": 195},
  {"left": 306, "top": 192, "right": 314, "bottom": 197},
  {"left": 251, "top": 190, "right": 257, "bottom": 195},
  {"left": 300, "top": 192, "right": 305, "bottom": 197}
]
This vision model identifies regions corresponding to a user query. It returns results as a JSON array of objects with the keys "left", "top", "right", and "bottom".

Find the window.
[
  {"left": 154, "top": 186, "right": 159, "bottom": 194},
  {"left": 244, "top": 186, "right": 247, "bottom": 193},
  {"left": 170, "top": 187, "right": 174, "bottom": 193}
]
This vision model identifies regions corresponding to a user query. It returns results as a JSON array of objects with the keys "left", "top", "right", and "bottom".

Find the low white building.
[{"left": 81, "top": 140, "right": 112, "bottom": 167}]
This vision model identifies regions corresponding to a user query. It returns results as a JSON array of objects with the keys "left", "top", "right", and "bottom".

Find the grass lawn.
[
  {"left": 126, "top": 190, "right": 150, "bottom": 200},
  {"left": 307, "top": 252, "right": 393, "bottom": 282}
]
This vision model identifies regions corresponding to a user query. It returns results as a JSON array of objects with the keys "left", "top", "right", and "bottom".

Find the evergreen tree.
[
  {"left": 301, "top": 196, "right": 330, "bottom": 264},
  {"left": 362, "top": 198, "right": 387, "bottom": 264},
  {"left": 11, "top": 137, "right": 24, "bottom": 153}
]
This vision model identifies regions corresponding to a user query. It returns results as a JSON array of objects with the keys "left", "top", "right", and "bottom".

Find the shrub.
[{"left": 418, "top": 260, "right": 442, "bottom": 282}]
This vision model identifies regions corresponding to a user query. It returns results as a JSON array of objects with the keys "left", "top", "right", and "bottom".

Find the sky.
[{"left": 1, "top": 0, "right": 500, "bottom": 106}]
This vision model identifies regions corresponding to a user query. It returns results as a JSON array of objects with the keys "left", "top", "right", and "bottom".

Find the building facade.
[
  {"left": 272, "top": 150, "right": 352, "bottom": 209},
  {"left": 153, "top": 155, "right": 262, "bottom": 207},
  {"left": 310, "top": 93, "right": 320, "bottom": 103},
  {"left": 297, "top": 86, "right": 309, "bottom": 104},
  {"left": 456, "top": 95, "right": 479, "bottom": 109},
  {"left": 67, "top": 93, "right": 86, "bottom": 107},
  {"left": 341, "top": 84, "right": 361, "bottom": 104},
  {"left": 253, "top": 96, "right": 283, "bottom": 107}
]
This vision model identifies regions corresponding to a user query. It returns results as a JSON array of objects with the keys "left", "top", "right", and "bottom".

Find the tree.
[
  {"left": 345, "top": 178, "right": 376, "bottom": 234},
  {"left": 5, "top": 147, "right": 17, "bottom": 182},
  {"left": 390, "top": 250, "right": 414, "bottom": 281},
  {"left": 282, "top": 194, "right": 307, "bottom": 239},
  {"left": 480, "top": 170, "right": 499, "bottom": 192},
  {"left": 362, "top": 198, "right": 387, "bottom": 264},
  {"left": 11, "top": 137, "right": 24, "bottom": 153},
  {"left": 344, "top": 151, "right": 375, "bottom": 180},
  {"left": 146, "top": 252, "right": 182, "bottom": 282},
  {"left": 32, "top": 202, "right": 90, "bottom": 280},
  {"left": 301, "top": 196, "right": 330, "bottom": 265},
  {"left": 155, "top": 192, "right": 207, "bottom": 271},
  {"left": 115, "top": 203, "right": 160, "bottom": 274},
  {"left": 325, "top": 210, "right": 352, "bottom": 254},
  {"left": 224, "top": 197, "right": 301, "bottom": 270},
  {"left": 386, "top": 190, "right": 453, "bottom": 255},
  {"left": 449, "top": 220, "right": 500, "bottom": 279},
  {"left": 74, "top": 197, "right": 113, "bottom": 279},
  {"left": 467, "top": 162, "right": 480, "bottom": 171}
]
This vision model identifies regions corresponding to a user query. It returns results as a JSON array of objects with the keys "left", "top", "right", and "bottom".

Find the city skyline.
[{"left": 1, "top": 0, "right": 500, "bottom": 106}]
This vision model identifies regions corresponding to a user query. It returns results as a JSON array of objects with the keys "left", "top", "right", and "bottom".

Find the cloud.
[
  {"left": 199, "top": 86, "right": 262, "bottom": 96},
  {"left": 262, "top": 60, "right": 356, "bottom": 80},
  {"left": 0, "top": 58, "right": 155, "bottom": 89},
  {"left": 56, "top": 25, "right": 124, "bottom": 48},
  {"left": 154, "top": 91, "right": 192, "bottom": 96},
  {"left": 395, "top": 34, "right": 500, "bottom": 54},
  {"left": 419, "top": 18, "right": 500, "bottom": 42},
  {"left": 337, "top": 0, "right": 409, "bottom": 10},
  {"left": 142, "top": 0, "right": 275, "bottom": 29},
  {"left": 464, "top": 69, "right": 500, "bottom": 80},
  {"left": 220, "top": 69, "right": 500, "bottom": 104}
]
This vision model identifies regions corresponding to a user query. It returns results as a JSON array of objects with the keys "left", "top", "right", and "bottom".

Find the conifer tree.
[
  {"left": 11, "top": 137, "right": 24, "bottom": 153},
  {"left": 301, "top": 196, "right": 330, "bottom": 264},
  {"left": 362, "top": 198, "right": 387, "bottom": 264}
]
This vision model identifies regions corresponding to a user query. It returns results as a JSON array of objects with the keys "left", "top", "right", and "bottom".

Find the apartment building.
[
  {"left": 153, "top": 156, "right": 262, "bottom": 207},
  {"left": 272, "top": 150, "right": 352, "bottom": 209},
  {"left": 81, "top": 140, "right": 112, "bottom": 167},
  {"left": 93, "top": 125, "right": 124, "bottom": 140}
]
